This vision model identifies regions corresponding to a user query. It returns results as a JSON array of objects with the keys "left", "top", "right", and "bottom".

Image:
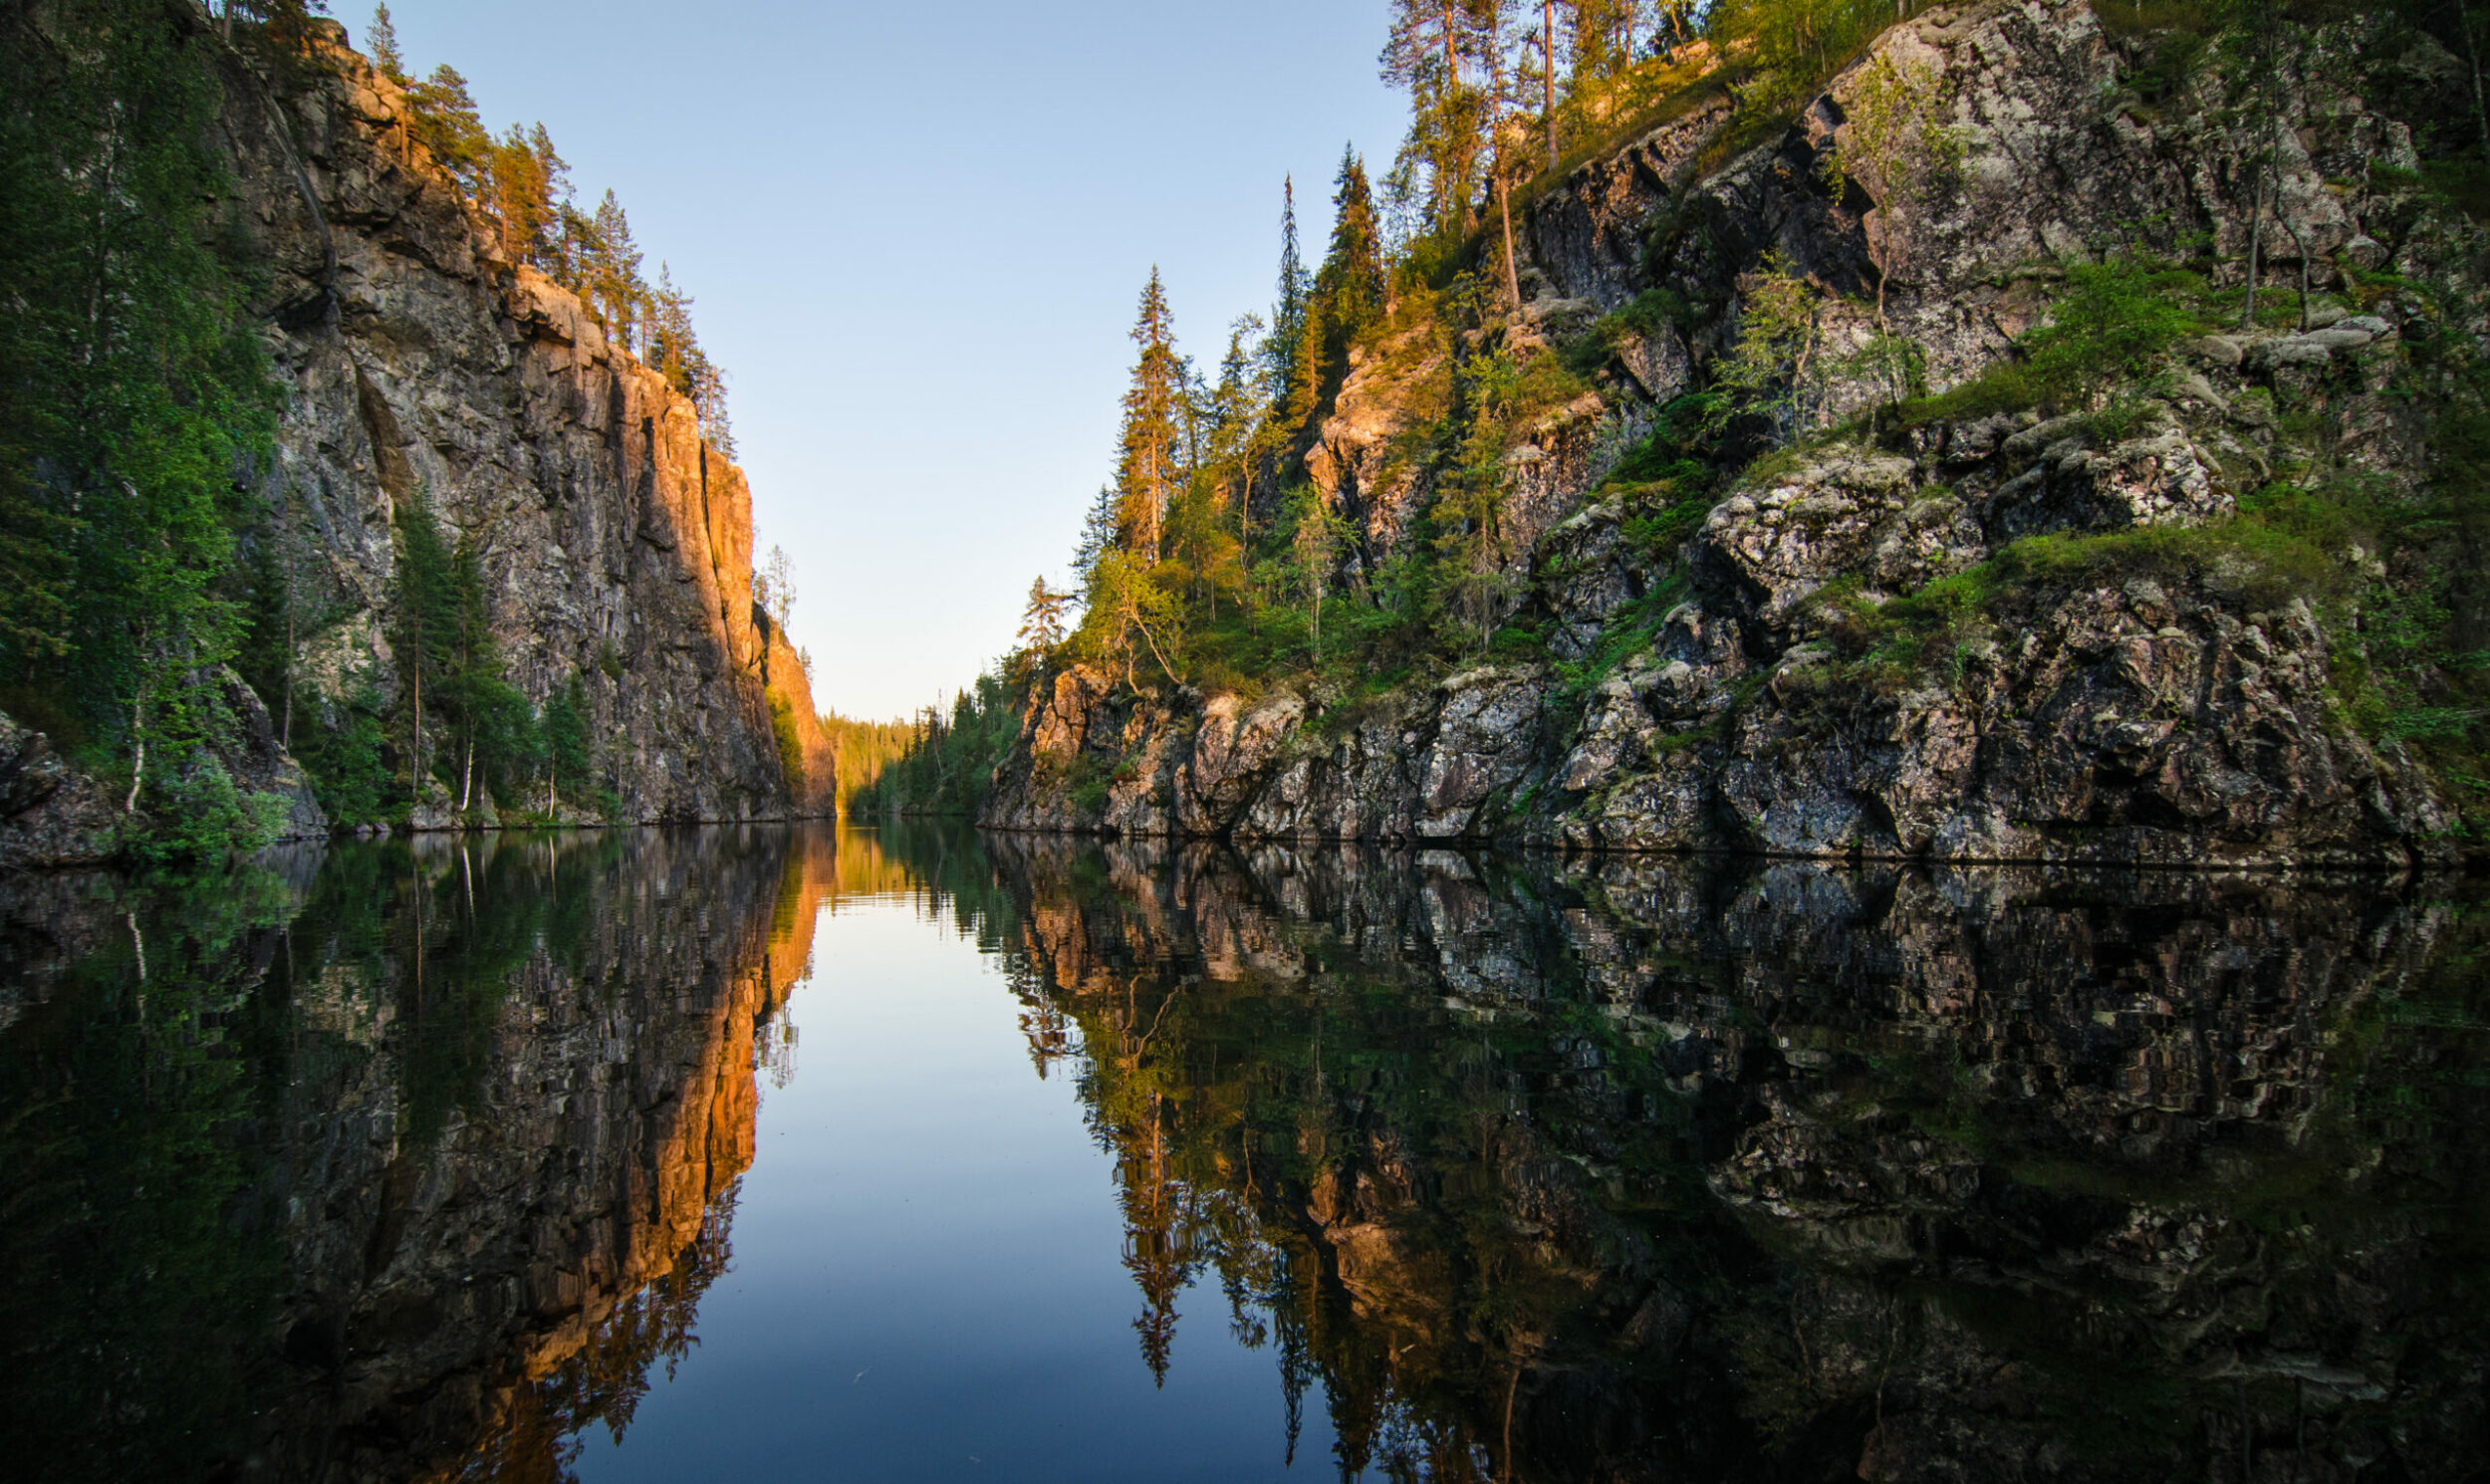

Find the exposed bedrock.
[{"left": 984, "top": 0, "right": 2460, "bottom": 866}]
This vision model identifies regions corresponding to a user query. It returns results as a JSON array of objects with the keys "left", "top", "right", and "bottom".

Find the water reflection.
[
  {"left": 942, "top": 837, "right": 2490, "bottom": 1483},
  {"left": 0, "top": 829, "right": 821, "bottom": 1483},
  {"left": 1, "top": 825, "right": 2485, "bottom": 1482}
]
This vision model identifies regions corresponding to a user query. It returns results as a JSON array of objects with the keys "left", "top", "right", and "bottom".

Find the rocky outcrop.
[
  {"left": 207, "top": 24, "right": 830, "bottom": 831},
  {"left": 987, "top": 0, "right": 2465, "bottom": 866},
  {"left": 0, "top": 716, "right": 122, "bottom": 871},
  {"left": 0, "top": 670, "right": 329, "bottom": 868}
]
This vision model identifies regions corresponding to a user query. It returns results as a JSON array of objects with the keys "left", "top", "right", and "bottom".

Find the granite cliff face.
[
  {"left": 214, "top": 25, "right": 835, "bottom": 828},
  {"left": 984, "top": 0, "right": 2469, "bottom": 866},
  {"left": 0, "top": 17, "right": 833, "bottom": 868}
]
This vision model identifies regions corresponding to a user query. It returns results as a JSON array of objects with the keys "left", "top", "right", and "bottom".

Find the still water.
[{"left": 3, "top": 824, "right": 2486, "bottom": 1482}]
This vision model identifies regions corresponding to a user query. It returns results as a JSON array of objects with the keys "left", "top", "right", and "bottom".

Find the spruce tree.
[
  {"left": 367, "top": 1, "right": 407, "bottom": 85},
  {"left": 0, "top": 0, "right": 281, "bottom": 813},
  {"left": 588, "top": 190, "right": 646, "bottom": 351},
  {"left": 1112, "top": 269, "right": 1184, "bottom": 562},
  {"left": 1316, "top": 147, "right": 1385, "bottom": 350},
  {"left": 1072, "top": 485, "right": 1120, "bottom": 585},
  {"left": 391, "top": 497, "right": 459, "bottom": 794},
  {"left": 1017, "top": 579, "right": 1071, "bottom": 651},
  {"left": 1267, "top": 178, "right": 1311, "bottom": 390}
]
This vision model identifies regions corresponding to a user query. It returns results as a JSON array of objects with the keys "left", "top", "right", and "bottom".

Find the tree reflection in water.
[
  {"left": 896, "top": 831, "right": 2490, "bottom": 1484},
  {"left": 3, "top": 824, "right": 2487, "bottom": 1483},
  {"left": 0, "top": 827, "right": 821, "bottom": 1484}
]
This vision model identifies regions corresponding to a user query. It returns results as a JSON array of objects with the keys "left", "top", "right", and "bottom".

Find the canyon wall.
[
  {"left": 984, "top": 0, "right": 2468, "bottom": 867},
  {"left": 214, "top": 21, "right": 832, "bottom": 829}
]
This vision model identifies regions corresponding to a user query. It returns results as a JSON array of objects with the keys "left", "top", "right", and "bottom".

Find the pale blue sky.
[{"left": 372, "top": 0, "right": 1406, "bottom": 720}]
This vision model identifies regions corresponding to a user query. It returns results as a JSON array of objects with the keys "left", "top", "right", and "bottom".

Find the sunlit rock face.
[
  {"left": 203, "top": 25, "right": 832, "bottom": 826},
  {"left": 0, "top": 828, "right": 821, "bottom": 1483},
  {"left": 984, "top": 0, "right": 2458, "bottom": 866},
  {"left": 963, "top": 833, "right": 2490, "bottom": 1483}
]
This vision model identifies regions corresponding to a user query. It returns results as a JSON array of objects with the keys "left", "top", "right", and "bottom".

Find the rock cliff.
[
  {"left": 219, "top": 24, "right": 835, "bottom": 827},
  {"left": 984, "top": 0, "right": 2472, "bottom": 866},
  {"left": 1, "top": 15, "right": 833, "bottom": 867}
]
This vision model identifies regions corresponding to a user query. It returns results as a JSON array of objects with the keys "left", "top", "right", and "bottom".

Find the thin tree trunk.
[
  {"left": 281, "top": 489, "right": 296, "bottom": 750},
  {"left": 410, "top": 641, "right": 422, "bottom": 799},
  {"left": 2281, "top": 210, "right": 2311, "bottom": 330},
  {"left": 125, "top": 685, "right": 146, "bottom": 814},
  {"left": 2461, "top": 0, "right": 2490, "bottom": 153},
  {"left": 2243, "top": 163, "right": 2264, "bottom": 328},
  {"left": 1543, "top": 0, "right": 1559, "bottom": 169},
  {"left": 1499, "top": 166, "right": 1523, "bottom": 308}
]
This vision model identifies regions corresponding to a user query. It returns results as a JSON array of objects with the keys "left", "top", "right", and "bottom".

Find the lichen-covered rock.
[
  {"left": 1176, "top": 691, "right": 1306, "bottom": 835},
  {"left": 979, "top": 0, "right": 2465, "bottom": 867}
]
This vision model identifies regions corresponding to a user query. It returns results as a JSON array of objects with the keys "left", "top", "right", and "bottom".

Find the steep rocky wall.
[
  {"left": 984, "top": 0, "right": 2466, "bottom": 867},
  {"left": 213, "top": 23, "right": 831, "bottom": 827}
]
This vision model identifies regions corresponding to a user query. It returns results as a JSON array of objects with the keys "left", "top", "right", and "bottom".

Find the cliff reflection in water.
[
  {"left": 0, "top": 826, "right": 834, "bottom": 1484},
  {"left": 3, "top": 827, "right": 2487, "bottom": 1483},
  {"left": 917, "top": 833, "right": 2490, "bottom": 1483}
]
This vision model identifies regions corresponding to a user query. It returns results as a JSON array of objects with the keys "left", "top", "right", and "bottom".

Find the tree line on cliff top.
[{"left": 0, "top": 0, "right": 769, "bottom": 862}]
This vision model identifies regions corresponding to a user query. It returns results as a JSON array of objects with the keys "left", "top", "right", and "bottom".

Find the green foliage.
[
  {"left": 121, "top": 756, "right": 289, "bottom": 871},
  {"left": 1114, "top": 270, "right": 1187, "bottom": 559},
  {"left": 854, "top": 669, "right": 1025, "bottom": 818},
  {"left": 2017, "top": 254, "right": 2205, "bottom": 410},
  {"left": 768, "top": 692, "right": 805, "bottom": 790},
  {"left": 543, "top": 677, "right": 593, "bottom": 802},
  {"left": 822, "top": 711, "right": 921, "bottom": 811},
  {"left": 0, "top": 0, "right": 281, "bottom": 790},
  {"left": 1703, "top": 0, "right": 1921, "bottom": 115},
  {"left": 1710, "top": 252, "right": 1823, "bottom": 436},
  {"left": 295, "top": 681, "right": 393, "bottom": 828},
  {"left": 1819, "top": 52, "right": 1964, "bottom": 318},
  {"left": 1564, "top": 287, "right": 1693, "bottom": 375}
]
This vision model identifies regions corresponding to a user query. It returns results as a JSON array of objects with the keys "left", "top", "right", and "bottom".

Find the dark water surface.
[{"left": 4, "top": 825, "right": 2487, "bottom": 1483}]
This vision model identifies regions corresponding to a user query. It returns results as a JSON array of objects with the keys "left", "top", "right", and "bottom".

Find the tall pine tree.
[
  {"left": 366, "top": 2, "right": 407, "bottom": 85},
  {"left": 1113, "top": 269, "right": 1184, "bottom": 562},
  {"left": 1380, "top": 0, "right": 1487, "bottom": 241}
]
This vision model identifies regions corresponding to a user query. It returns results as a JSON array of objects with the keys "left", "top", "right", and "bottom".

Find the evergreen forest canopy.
[
  {"left": 0, "top": 0, "right": 752, "bottom": 862},
  {"left": 859, "top": 0, "right": 2490, "bottom": 829}
]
